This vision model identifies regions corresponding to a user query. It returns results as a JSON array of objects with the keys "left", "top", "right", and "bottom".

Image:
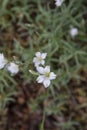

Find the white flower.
[
  {"left": 36, "top": 66, "right": 56, "bottom": 88},
  {"left": 33, "top": 52, "right": 47, "bottom": 67},
  {"left": 55, "top": 0, "right": 64, "bottom": 7},
  {"left": 0, "top": 53, "right": 7, "bottom": 69},
  {"left": 70, "top": 27, "right": 78, "bottom": 38},
  {"left": 7, "top": 62, "right": 19, "bottom": 74}
]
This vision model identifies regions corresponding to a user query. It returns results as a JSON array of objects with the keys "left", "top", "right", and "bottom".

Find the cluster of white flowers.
[
  {"left": 33, "top": 52, "right": 56, "bottom": 88},
  {"left": 0, "top": 53, "right": 19, "bottom": 74},
  {"left": 0, "top": 52, "right": 56, "bottom": 87},
  {"left": 55, "top": 0, "right": 64, "bottom": 7}
]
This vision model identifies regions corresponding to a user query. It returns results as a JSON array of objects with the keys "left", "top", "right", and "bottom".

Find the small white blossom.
[
  {"left": 7, "top": 62, "right": 19, "bottom": 74},
  {"left": 0, "top": 53, "right": 7, "bottom": 69},
  {"left": 33, "top": 52, "right": 47, "bottom": 67},
  {"left": 70, "top": 27, "right": 78, "bottom": 38},
  {"left": 55, "top": 0, "right": 64, "bottom": 7},
  {"left": 36, "top": 66, "right": 56, "bottom": 88}
]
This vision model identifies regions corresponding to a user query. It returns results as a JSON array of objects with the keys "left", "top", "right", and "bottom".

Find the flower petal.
[
  {"left": 34, "top": 63, "right": 40, "bottom": 67},
  {"left": 49, "top": 72, "right": 56, "bottom": 80},
  {"left": 35, "top": 52, "right": 41, "bottom": 57},
  {"left": 37, "top": 75, "right": 44, "bottom": 83},
  {"left": 33, "top": 57, "right": 37, "bottom": 63},
  {"left": 0, "top": 53, "right": 7, "bottom": 69},
  {"left": 36, "top": 66, "right": 45, "bottom": 74},
  {"left": 44, "top": 66, "right": 50, "bottom": 73},
  {"left": 41, "top": 60, "right": 45, "bottom": 65},
  {"left": 43, "top": 79, "right": 50, "bottom": 88},
  {"left": 41, "top": 53, "right": 47, "bottom": 59},
  {"left": 7, "top": 62, "right": 19, "bottom": 74}
]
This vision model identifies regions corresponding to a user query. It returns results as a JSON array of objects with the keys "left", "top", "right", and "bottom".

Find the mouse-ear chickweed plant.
[
  {"left": 0, "top": 52, "right": 56, "bottom": 88},
  {"left": 31, "top": 52, "right": 56, "bottom": 88},
  {"left": 32, "top": 52, "right": 56, "bottom": 88}
]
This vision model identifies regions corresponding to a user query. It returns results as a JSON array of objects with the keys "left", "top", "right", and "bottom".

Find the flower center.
[
  {"left": 38, "top": 57, "right": 42, "bottom": 61},
  {"left": 45, "top": 72, "right": 50, "bottom": 78}
]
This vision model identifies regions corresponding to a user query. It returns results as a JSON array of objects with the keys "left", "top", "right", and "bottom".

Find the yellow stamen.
[
  {"left": 38, "top": 57, "right": 42, "bottom": 61},
  {"left": 45, "top": 72, "right": 50, "bottom": 78}
]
